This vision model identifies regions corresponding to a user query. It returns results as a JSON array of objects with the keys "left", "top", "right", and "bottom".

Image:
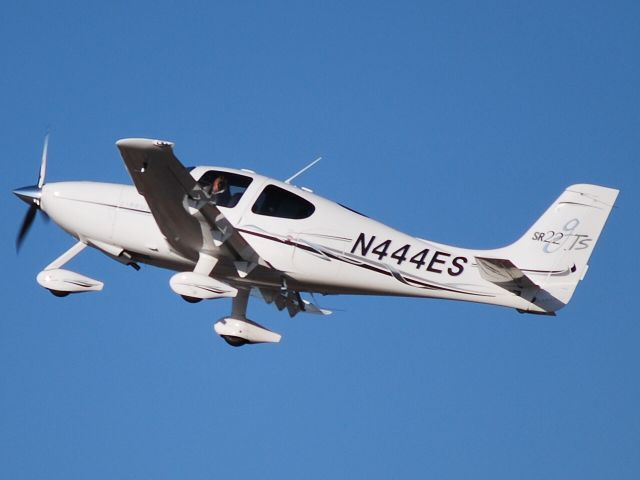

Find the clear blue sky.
[{"left": 1, "top": 1, "right": 638, "bottom": 478}]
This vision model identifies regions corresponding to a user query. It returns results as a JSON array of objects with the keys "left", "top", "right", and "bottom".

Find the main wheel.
[
  {"left": 49, "top": 289, "right": 70, "bottom": 298},
  {"left": 221, "top": 335, "right": 249, "bottom": 347},
  {"left": 181, "top": 295, "right": 202, "bottom": 304}
]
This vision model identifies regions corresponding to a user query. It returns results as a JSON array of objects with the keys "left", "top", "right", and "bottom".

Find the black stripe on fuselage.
[{"left": 236, "top": 228, "right": 492, "bottom": 297}]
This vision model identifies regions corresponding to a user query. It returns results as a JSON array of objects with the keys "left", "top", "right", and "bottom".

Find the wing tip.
[{"left": 116, "top": 138, "right": 175, "bottom": 150}]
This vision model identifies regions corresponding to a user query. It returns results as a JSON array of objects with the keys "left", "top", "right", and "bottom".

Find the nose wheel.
[{"left": 213, "top": 289, "right": 282, "bottom": 346}]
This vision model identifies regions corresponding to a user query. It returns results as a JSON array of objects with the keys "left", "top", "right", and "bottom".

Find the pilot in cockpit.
[{"left": 210, "top": 175, "right": 230, "bottom": 206}]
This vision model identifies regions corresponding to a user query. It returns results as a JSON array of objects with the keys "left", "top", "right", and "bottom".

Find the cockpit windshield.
[{"left": 197, "top": 170, "right": 253, "bottom": 208}]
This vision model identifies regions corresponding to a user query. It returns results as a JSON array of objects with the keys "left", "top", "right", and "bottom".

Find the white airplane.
[{"left": 14, "top": 137, "right": 619, "bottom": 346}]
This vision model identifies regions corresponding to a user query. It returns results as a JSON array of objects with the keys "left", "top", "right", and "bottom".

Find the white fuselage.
[{"left": 38, "top": 166, "right": 537, "bottom": 312}]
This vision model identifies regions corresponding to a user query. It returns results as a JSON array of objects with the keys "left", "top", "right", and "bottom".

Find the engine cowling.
[{"left": 213, "top": 317, "right": 281, "bottom": 346}]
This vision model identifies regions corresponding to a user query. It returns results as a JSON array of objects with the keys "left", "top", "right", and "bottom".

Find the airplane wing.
[{"left": 116, "top": 138, "right": 262, "bottom": 267}]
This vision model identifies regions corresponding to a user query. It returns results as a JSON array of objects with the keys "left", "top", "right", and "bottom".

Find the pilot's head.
[{"left": 213, "top": 176, "right": 228, "bottom": 194}]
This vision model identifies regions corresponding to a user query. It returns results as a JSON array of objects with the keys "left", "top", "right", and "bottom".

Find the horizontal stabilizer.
[
  {"left": 475, "top": 257, "right": 538, "bottom": 295},
  {"left": 475, "top": 257, "right": 564, "bottom": 315}
]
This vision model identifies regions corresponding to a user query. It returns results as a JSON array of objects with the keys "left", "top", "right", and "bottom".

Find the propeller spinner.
[{"left": 14, "top": 134, "right": 49, "bottom": 252}]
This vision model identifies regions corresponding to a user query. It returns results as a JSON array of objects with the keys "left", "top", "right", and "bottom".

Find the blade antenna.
[{"left": 285, "top": 156, "right": 322, "bottom": 184}]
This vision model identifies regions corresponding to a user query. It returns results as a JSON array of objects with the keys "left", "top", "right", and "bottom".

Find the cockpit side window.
[
  {"left": 252, "top": 185, "right": 315, "bottom": 219},
  {"left": 197, "top": 170, "right": 253, "bottom": 208}
]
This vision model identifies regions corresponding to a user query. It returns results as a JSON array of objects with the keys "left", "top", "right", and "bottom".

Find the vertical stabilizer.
[{"left": 494, "top": 184, "right": 618, "bottom": 311}]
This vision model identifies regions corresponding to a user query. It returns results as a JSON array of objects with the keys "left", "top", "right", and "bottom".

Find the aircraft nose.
[{"left": 13, "top": 185, "right": 42, "bottom": 206}]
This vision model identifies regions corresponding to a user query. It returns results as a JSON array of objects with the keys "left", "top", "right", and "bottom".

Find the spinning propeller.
[{"left": 14, "top": 134, "right": 50, "bottom": 252}]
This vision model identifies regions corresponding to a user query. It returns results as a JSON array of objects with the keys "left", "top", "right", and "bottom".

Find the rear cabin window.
[
  {"left": 252, "top": 185, "right": 315, "bottom": 219},
  {"left": 197, "top": 170, "right": 253, "bottom": 208}
]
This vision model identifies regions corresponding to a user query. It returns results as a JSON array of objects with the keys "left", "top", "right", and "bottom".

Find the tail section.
[{"left": 485, "top": 184, "right": 619, "bottom": 313}]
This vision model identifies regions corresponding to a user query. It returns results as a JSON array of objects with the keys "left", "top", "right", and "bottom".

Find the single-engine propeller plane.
[{"left": 14, "top": 137, "right": 619, "bottom": 346}]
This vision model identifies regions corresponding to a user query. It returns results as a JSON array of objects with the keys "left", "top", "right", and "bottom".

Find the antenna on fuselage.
[{"left": 284, "top": 156, "right": 322, "bottom": 184}]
